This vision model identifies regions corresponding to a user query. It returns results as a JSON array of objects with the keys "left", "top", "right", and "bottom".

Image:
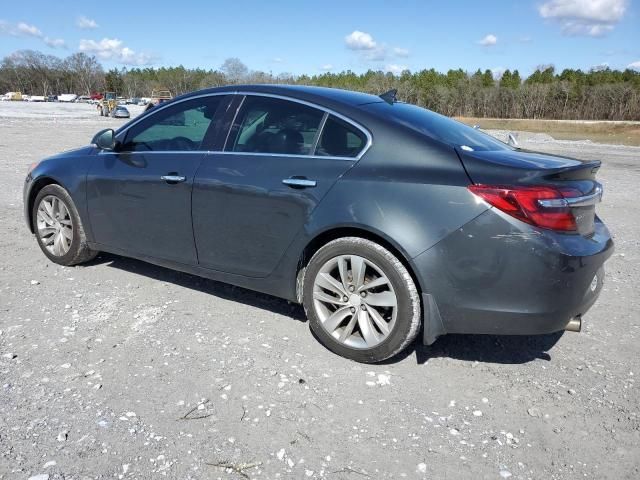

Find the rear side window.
[
  {"left": 227, "top": 96, "right": 324, "bottom": 155},
  {"left": 364, "top": 102, "right": 510, "bottom": 152},
  {"left": 316, "top": 115, "right": 367, "bottom": 158},
  {"left": 120, "top": 96, "right": 223, "bottom": 152}
]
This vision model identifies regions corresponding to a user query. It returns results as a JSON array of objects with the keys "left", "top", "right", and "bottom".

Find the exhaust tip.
[{"left": 565, "top": 316, "right": 582, "bottom": 333}]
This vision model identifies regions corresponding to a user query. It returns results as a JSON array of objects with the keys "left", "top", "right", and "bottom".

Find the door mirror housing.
[{"left": 92, "top": 128, "right": 116, "bottom": 150}]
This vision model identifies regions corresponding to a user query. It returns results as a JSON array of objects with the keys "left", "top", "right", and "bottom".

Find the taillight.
[{"left": 468, "top": 184, "right": 579, "bottom": 232}]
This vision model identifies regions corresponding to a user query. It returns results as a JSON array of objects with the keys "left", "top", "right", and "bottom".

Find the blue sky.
[{"left": 1, "top": 0, "right": 639, "bottom": 76}]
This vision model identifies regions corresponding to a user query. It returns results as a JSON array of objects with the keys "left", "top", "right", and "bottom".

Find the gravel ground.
[{"left": 1, "top": 103, "right": 639, "bottom": 480}]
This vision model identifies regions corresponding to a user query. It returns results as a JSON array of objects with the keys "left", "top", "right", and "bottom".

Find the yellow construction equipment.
[{"left": 97, "top": 92, "right": 117, "bottom": 116}]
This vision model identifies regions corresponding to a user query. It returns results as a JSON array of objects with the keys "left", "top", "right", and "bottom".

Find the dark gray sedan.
[{"left": 23, "top": 85, "right": 613, "bottom": 362}]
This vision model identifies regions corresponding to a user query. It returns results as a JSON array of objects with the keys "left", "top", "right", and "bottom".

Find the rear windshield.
[{"left": 365, "top": 102, "right": 511, "bottom": 152}]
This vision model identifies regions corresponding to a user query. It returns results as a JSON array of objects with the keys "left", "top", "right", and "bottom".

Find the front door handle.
[
  {"left": 282, "top": 177, "right": 317, "bottom": 188},
  {"left": 161, "top": 174, "right": 186, "bottom": 184}
]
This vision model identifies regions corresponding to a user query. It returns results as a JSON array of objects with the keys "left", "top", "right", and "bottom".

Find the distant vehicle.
[
  {"left": 76, "top": 96, "right": 92, "bottom": 103},
  {"left": 28, "top": 95, "right": 46, "bottom": 102},
  {"left": 47, "top": 95, "right": 58, "bottom": 102},
  {"left": 22, "top": 85, "right": 613, "bottom": 362},
  {"left": 58, "top": 94, "right": 78, "bottom": 103},
  {"left": 4, "top": 91, "right": 23, "bottom": 101},
  {"left": 151, "top": 88, "right": 172, "bottom": 102},
  {"left": 97, "top": 92, "right": 117, "bottom": 116},
  {"left": 126, "top": 97, "right": 141, "bottom": 105},
  {"left": 90, "top": 92, "right": 103, "bottom": 101},
  {"left": 111, "top": 105, "right": 130, "bottom": 118}
]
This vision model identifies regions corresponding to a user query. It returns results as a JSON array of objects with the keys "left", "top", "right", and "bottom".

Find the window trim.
[{"left": 112, "top": 90, "right": 373, "bottom": 160}]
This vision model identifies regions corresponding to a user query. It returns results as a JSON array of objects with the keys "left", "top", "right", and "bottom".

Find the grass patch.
[{"left": 456, "top": 117, "right": 640, "bottom": 146}]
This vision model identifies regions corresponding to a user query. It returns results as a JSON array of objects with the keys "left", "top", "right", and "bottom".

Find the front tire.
[
  {"left": 302, "top": 237, "right": 421, "bottom": 363},
  {"left": 32, "top": 184, "right": 98, "bottom": 266}
]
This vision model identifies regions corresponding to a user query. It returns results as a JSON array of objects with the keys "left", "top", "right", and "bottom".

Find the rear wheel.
[
  {"left": 302, "top": 237, "right": 421, "bottom": 363},
  {"left": 32, "top": 184, "right": 97, "bottom": 266}
]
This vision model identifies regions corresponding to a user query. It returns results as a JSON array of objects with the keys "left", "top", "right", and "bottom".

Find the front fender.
[{"left": 23, "top": 146, "right": 96, "bottom": 237}]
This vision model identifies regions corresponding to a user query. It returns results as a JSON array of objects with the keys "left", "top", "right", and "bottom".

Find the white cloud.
[
  {"left": 271, "top": 57, "right": 284, "bottom": 63},
  {"left": 538, "top": 0, "right": 628, "bottom": 36},
  {"left": 385, "top": 64, "right": 408, "bottom": 75},
  {"left": 477, "top": 34, "right": 497, "bottom": 46},
  {"left": 627, "top": 61, "right": 640, "bottom": 70},
  {"left": 79, "top": 38, "right": 155, "bottom": 65},
  {"left": 590, "top": 62, "right": 609, "bottom": 71},
  {"left": 16, "top": 22, "right": 42, "bottom": 37},
  {"left": 77, "top": 15, "right": 98, "bottom": 29},
  {"left": 0, "top": 20, "right": 66, "bottom": 49},
  {"left": 320, "top": 64, "right": 333, "bottom": 71},
  {"left": 345, "top": 30, "right": 377, "bottom": 50},
  {"left": 393, "top": 47, "right": 410, "bottom": 58},
  {"left": 44, "top": 37, "right": 65, "bottom": 48}
]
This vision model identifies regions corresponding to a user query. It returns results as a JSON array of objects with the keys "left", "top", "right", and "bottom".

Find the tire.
[
  {"left": 32, "top": 184, "right": 98, "bottom": 266},
  {"left": 302, "top": 237, "right": 421, "bottom": 363}
]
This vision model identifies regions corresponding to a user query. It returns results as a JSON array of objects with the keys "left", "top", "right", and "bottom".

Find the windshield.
[{"left": 365, "top": 102, "right": 511, "bottom": 152}]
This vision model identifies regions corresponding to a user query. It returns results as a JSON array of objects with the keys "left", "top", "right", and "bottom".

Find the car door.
[
  {"left": 192, "top": 94, "right": 370, "bottom": 277},
  {"left": 86, "top": 94, "right": 228, "bottom": 264}
]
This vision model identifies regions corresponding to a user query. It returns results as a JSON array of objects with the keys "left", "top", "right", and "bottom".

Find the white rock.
[
  {"left": 500, "top": 470, "right": 512, "bottom": 478},
  {"left": 287, "top": 458, "right": 295, "bottom": 468},
  {"left": 276, "top": 448, "right": 286, "bottom": 461},
  {"left": 417, "top": 462, "right": 427, "bottom": 473},
  {"left": 57, "top": 430, "right": 68, "bottom": 442},
  {"left": 305, "top": 470, "right": 314, "bottom": 477},
  {"left": 28, "top": 475, "right": 49, "bottom": 480},
  {"left": 125, "top": 411, "right": 136, "bottom": 417},
  {"left": 376, "top": 374, "right": 391, "bottom": 386},
  {"left": 473, "top": 410, "right": 483, "bottom": 417},
  {"left": 481, "top": 397, "right": 489, "bottom": 403},
  {"left": 30, "top": 280, "right": 40, "bottom": 285},
  {"left": 43, "top": 461, "right": 56, "bottom": 468}
]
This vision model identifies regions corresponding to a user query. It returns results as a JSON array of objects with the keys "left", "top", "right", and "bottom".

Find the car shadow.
[
  {"left": 87, "top": 253, "right": 307, "bottom": 321},
  {"left": 390, "top": 331, "right": 564, "bottom": 366},
  {"left": 87, "top": 253, "right": 564, "bottom": 365}
]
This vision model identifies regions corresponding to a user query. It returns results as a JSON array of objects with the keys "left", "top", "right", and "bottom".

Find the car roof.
[{"left": 177, "top": 84, "right": 384, "bottom": 109}]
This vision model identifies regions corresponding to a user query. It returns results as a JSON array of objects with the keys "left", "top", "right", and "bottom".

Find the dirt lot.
[{"left": 1, "top": 102, "right": 639, "bottom": 480}]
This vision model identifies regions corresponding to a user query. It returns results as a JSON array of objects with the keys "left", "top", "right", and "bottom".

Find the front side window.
[
  {"left": 120, "top": 96, "right": 223, "bottom": 152},
  {"left": 316, "top": 115, "right": 367, "bottom": 158},
  {"left": 227, "top": 96, "right": 324, "bottom": 155}
]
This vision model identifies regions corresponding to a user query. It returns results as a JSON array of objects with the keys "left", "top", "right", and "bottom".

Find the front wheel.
[
  {"left": 32, "top": 184, "right": 98, "bottom": 266},
  {"left": 302, "top": 237, "right": 421, "bottom": 363}
]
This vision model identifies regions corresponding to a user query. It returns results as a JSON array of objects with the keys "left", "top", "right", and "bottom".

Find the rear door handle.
[
  {"left": 161, "top": 174, "right": 186, "bottom": 183},
  {"left": 282, "top": 177, "right": 317, "bottom": 188}
]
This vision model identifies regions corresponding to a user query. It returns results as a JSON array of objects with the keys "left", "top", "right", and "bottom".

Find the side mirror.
[
  {"left": 507, "top": 132, "right": 519, "bottom": 148},
  {"left": 92, "top": 128, "right": 116, "bottom": 150}
]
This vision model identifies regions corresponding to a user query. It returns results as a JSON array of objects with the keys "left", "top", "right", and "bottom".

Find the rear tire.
[
  {"left": 32, "top": 184, "right": 98, "bottom": 266},
  {"left": 302, "top": 237, "right": 421, "bottom": 363}
]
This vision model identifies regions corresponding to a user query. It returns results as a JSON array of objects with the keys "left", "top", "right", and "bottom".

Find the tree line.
[{"left": 2, "top": 50, "right": 639, "bottom": 120}]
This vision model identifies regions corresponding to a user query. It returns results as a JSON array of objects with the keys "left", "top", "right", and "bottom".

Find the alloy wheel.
[
  {"left": 36, "top": 195, "right": 73, "bottom": 257},
  {"left": 312, "top": 254, "right": 397, "bottom": 349}
]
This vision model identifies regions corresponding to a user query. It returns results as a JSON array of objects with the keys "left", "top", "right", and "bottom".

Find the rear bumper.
[{"left": 413, "top": 209, "right": 613, "bottom": 340}]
